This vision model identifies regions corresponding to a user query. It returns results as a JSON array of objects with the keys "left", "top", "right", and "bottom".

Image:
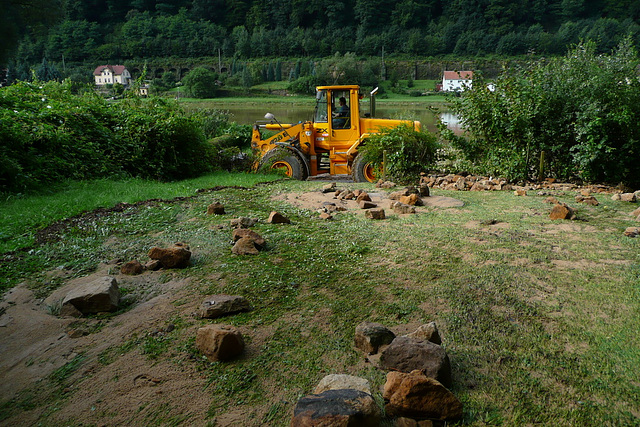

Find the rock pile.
[
  {"left": 422, "top": 173, "right": 510, "bottom": 192},
  {"left": 291, "top": 320, "right": 461, "bottom": 425}
]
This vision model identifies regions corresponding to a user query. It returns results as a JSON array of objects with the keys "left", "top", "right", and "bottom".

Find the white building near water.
[
  {"left": 94, "top": 65, "right": 132, "bottom": 86},
  {"left": 442, "top": 70, "right": 473, "bottom": 92}
]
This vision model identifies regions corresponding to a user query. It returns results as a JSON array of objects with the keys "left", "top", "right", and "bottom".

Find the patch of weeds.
[
  {"left": 261, "top": 400, "right": 288, "bottom": 424},
  {"left": 50, "top": 354, "right": 86, "bottom": 385},
  {"left": 98, "top": 336, "right": 139, "bottom": 366}
]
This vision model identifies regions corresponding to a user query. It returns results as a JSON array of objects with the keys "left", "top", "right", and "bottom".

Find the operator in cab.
[{"left": 332, "top": 97, "right": 349, "bottom": 128}]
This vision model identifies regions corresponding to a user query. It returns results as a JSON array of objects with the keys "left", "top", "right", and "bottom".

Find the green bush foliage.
[
  {"left": 360, "top": 125, "right": 440, "bottom": 183},
  {"left": 445, "top": 38, "right": 640, "bottom": 186},
  {"left": 0, "top": 80, "right": 219, "bottom": 192},
  {"left": 182, "top": 67, "right": 218, "bottom": 99}
]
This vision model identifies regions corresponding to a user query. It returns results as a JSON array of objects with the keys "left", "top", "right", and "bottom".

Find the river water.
[{"left": 181, "top": 100, "right": 460, "bottom": 134}]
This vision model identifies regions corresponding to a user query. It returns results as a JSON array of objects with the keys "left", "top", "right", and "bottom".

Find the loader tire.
[
  {"left": 260, "top": 148, "right": 307, "bottom": 180},
  {"left": 351, "top": 153, "right": 377, "bottom": 183}
]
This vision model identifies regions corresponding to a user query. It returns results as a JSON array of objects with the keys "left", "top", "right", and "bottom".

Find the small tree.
[{"left": 182, "top": 67, "right": 217, "bottom": 98}]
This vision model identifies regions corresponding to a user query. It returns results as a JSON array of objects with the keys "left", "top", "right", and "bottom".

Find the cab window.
[{"left": 314, "top": 90, "right": 328, "bottom": 123}]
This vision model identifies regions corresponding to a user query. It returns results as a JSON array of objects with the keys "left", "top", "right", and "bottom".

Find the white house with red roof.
[
  {"left": 442, "top": 70, "right": 473, "bottom": 92},
  {"left": 93, "top": 65, "right": 132, "bottom": 86}
]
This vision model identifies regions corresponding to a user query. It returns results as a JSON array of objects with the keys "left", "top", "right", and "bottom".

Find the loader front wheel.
[
  {"left": 260, "top": 148, "right": 307, "bottom": 180},
  {"left": 351, "top": 153, "right": 377, "bottom": 183}
]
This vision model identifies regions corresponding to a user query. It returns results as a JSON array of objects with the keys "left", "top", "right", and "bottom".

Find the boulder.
[
  {"left": 120, "top": 260, "right": 144, "bottom": 275},
  {"left": 395, "top": 417, "right": 439, "bottom": 427},
  {"left": 313, "top": 374, "right": 372, "bottom": 395},
  {"left": 144, "top": 260, "right": 162, "bottom": 271},
  {"left": 624, "top": 227, "right": 639, "bottom": 237},
  {"left": 544, "top": 197, "right": 559, "bottom": 204},
  {"left": 365, "top": 208, "right": 385, "bottom": 220},
  {"left": 399, "top": 194, "right": 422, "bottom": 206},
  {"left": 611, "top": 193, "right": 621, "bottom": 201},
  {"left": 418, "top": 183, "right": 430, "bottom": 197},
  {"left": 383, "top": 370, "right": 462, "bottom": 421},
  {"left": 232, "top": 229, "right": 265, "bottom": 248},
  {"left": 230, "top": 217, "right": 258, "bottom": 229},
  {"left": 148, "top": 243, "right": 191, "bottom": 268},
  {"left": 322, "top": 183, "right": 336, "bottom": 193},
  {"left": 404, "top": 322, "right": 442, "bottom": 345},
  {"left": 379, "top": 336, "right": 452, "bottom": 388},
  {"left": 355, "top": 321, "right": 396, "bottom": 355},
  {"left": 513, "top": 189, "right": 527, "bottom": 196},
  {"left": 232, "top": 237, "right": 260, "bottom": 255},
  {"left": 356, "top": 192, "right": 372, "bottom": 202},
  {"left": 207, "top": 202, "right": 226, "bottom": 215},
  {"left": 377, "top": 180, "right": 396, "bottom": 189},
  {"left": 620, "top": 193, "right": 637, "bottom": 202},
  {"left": 319, "top": 212, "right": 333, "bottom": 220},
  {"left": 359, "top": 200, "right": 377, "bottom": 209},
  {"left": 549, "top": 203, "right": 575, "bottom": 220},
  {"left": 392, "top": 202, "right": 416, "bottom": 214},
  {"left": 199, "top": 295, "right": 251, "bottom": 319},
  {"left": 195, "top": 324, "right": 244, "bottom": 362},
  {"left": 575, "top": 195, "right": 599, "bottom": 206},
  {"left": 291, "top": 389, "right": 381, "bottom": 427},
  {"left": 267, "top": 211, "right": 291, "bottom": 224},
  {"left": 60, "top": 276, "right": 120, "bottom": 317}
]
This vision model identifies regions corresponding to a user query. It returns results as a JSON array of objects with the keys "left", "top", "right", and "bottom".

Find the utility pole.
[{"left": 381, "top": 46, "right": 386, "bottom": 81}]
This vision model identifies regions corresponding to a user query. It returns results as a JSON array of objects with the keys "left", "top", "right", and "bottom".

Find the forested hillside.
[{"left": 5, "top": 0, "right": 640, "bottom": 71}]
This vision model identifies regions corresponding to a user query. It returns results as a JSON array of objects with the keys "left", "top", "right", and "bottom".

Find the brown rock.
[
  {"left": 611, "top": 193, "right": 622, "bottom": 201},
  {"left": 405, "top": 322, "right": 442, "bottom": 345},
  {"left": 624, "top": 227, "right": 639, "bottom": 237},
  {"left": 199, "top": 295, "right": 251, "bottom": 319},
  {"left": 292, "top": 389, "right": 381, "bottom": 427},
  {"left": 144, "top": 260, "right": 162, "bottom": 271},
  {"left": 230, "top": 217, "right": 258, "bottom": 229},
  {"left": 148, "top": 243, "right": 191, "bottom": 268},
  {"left": 383, "top": 370, "right": 462, "bottom": 421},
  {"left": 359, "top": 200, "right": 377, "bottom": 209},
  {"left": 232, "top": 229, "right": 265, "bottom": 248},
  {"left": 379, "top": 336, "right": 452, "bottom": 388},
  {"left": 620, "top": 193, "right": 637, "bottom": 202},
  {"left": 630, "top": 207, "right": 640, "bottom": 217},
  {"left": 514, "top": 189, "right": 527, "bottom": 196},
  {"left": 207, "top": 202, "right": 225, "bottom": 215},
  {"left": 319, "top": 212, "right": 333, "bottom": 220},
  {"left": 355, "top": 322, "right": 396, "bottom": 355},
  {"left": 575, "top": 195, "right": 599, "bottom": 206},
  {"left": 356, "top": 192, "right": 372, "bottom": 202},
  {"left": 549, "top": 203, "right": 575, "bottom": 220},
  {"left": 399, "top": 194, "right": 422, "bottom": 206},
  {"left": 120, "top": 260, "right": 144, "bottom": 275},
  {"left": 195, "top": 324, "right": 244, "bottom": 361},
  {"left": 232, "top": 237, "right": 259, "bottom": 255},
  {"left": 267, "top": 211, "right": 291, "bottom": 224},
  {"left": 392, "top": 202, "right": 416, "bottom": 214},
  {"left": 61, "top": 276, "right": 120, "bottom": 317},
  {"left": 322, "top": 183, "right": 336, "bottom": 193},
  {"left": 395, "top": 417, "right": 435, "bottom": 427},
  {"left": 365, "top": 208, "right": 385, "bottom": 220},
  {"left": 418, "top": 183, "right": 430, "bottom": 197}
]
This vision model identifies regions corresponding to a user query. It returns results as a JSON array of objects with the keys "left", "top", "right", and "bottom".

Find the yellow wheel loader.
[{"left": 251, "top": 85, "right": 421, "bottom": 182}]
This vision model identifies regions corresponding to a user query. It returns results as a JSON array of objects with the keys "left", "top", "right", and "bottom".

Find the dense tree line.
[{"left": 5, "top": 0, "right": 640, "bottom": 70}]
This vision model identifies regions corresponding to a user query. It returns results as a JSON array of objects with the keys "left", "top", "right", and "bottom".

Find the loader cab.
[{"left": 312, "top": 85, "right": 361, "bottom": 175}]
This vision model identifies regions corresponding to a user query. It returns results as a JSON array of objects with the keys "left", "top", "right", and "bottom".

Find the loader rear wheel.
[
  {"left": 351, "top": 153, "right": 377, "bottom": 183},
  {"left": 260, "top": 148, "right": 307, "bottom": 180}
]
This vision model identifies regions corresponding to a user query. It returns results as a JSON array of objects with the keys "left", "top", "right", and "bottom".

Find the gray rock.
[
  {"left": 195, "top": 324, "right": 244, "bottom": 361},
  {"left": 230, "top": 217, "right": 258, "bottom": 228},
  {"left": 359, "top": 200, "right": 377, "bottom": 209},
  {"left": 291, "top": 389, "right": 381, "bottom": 427},
  {"left": 379, "top": 336, "right": 452, "bottom": 388},
  {"left": 313, "top": 374, "right": 372, "bottom": 395},
  {"left": 61, "top": 276, "right": 120, "bottom": 317},
  {"left": 199, "top": 295, "right": 251, "bottom": 319},
  {"left": 355, "top": 321, "right": 396, "bottom": 355}
]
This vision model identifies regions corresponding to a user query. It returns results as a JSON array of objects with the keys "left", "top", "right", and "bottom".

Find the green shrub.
[
  {"left": 445, "top": 38, "right": 640, "bottom": 186},
  {"left": 0, "top": 80, "right": 218, "bottom": 192},
  {"left": 360, "top": 125, "right": 440, "bottom": 183}
]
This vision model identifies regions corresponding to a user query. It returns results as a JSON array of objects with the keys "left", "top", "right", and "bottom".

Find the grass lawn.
[{"left": 1, "top": 174, "right": 638, "bottom": 425}]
